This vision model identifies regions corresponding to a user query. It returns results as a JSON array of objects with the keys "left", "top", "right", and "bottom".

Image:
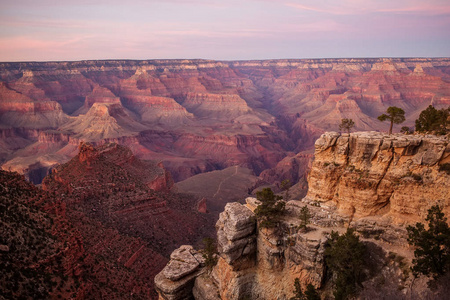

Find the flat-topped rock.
[
  {"left": 307, "top": 131, "right": 450, "bottom": 223},
  {"left": 216, "top": 202, "right": 257, "bottom": 266},
  {"left": 163, "top": 245, "right": 200, "bottom": 281},
  {"left": 217, "top": 202, "right": 256, "bottom": 241}
]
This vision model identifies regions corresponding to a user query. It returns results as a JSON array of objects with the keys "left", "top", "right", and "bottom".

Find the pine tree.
[
  {"left": 378, "top": 106, "right": 405, "bottom": 134},
  {"left": 304, "top": 284, "right": 321, "bottom": 300},
  {"left": 325, "top": 228, "right": 367, "bottom": 300},
  {"left": 299, "top": 205, "right": 311, "bottom": 230},
  {"left": 290, "top": 278, "right": 304, "bottom": 300},
  {"left": 254, "top": 188, "right": 285, "bottom": 228},
  {"left": 339, "top": 118, "right": 355, "bottom": 134},
  {"left": 407, "top": 205, "right": 450, "bottom": 281},
  {"left": 415, "top": 105, "right": 449, "bottom": 135}
]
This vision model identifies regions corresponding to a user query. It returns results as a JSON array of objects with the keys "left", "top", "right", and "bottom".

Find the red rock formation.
[
  {"left": 182, "top": 92, "right": 252, "bottom": 119},
  {"left": 1, "top": 58, "right": 450, "bottom": 188},
  {"left": 42, "top": 142, "right": 213, "bottom": 256}
]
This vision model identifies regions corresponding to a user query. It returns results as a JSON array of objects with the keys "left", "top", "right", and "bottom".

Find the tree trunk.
[{"left": 389, "top": 120, "right": 393, "bottom": 135}]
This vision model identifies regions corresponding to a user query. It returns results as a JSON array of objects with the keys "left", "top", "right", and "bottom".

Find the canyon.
[
  {"left": 1, "top": 141, "right": 216, "bottom": 299},
  {"left": 155, "top": 132, "right": 450, "bottom": 300},
  {"left": 1, "top": 58, "right": 450, "bottom": 209},
  {"left": 1, "top": 58, "right": 450, "bottom": 299}
]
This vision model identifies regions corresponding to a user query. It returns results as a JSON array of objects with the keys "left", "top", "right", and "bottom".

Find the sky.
[{"left": 0, "top": 0, "right": 449, "bottom": 62}]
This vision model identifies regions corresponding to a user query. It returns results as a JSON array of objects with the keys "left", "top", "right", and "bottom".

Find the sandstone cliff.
[{"left": 306, "top": 132, "right": 450, "bottom": 224}]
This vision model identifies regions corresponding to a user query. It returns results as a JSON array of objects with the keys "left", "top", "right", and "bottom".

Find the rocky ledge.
[
  {"left": 154, "top": 245, "right": 205, "bottom": 300},
  {"left": 306, "top": 131, "right": 450, "bottom": 223}
]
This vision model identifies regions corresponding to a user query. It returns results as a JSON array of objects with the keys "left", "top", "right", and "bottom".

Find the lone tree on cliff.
[
  {"left": 299, "top": 205, "right": 311, "bottom": 231},
  {"left": 415, "top": 105, "right": 450, "bottom": 135},
  {"left": 407, "top": 205, "right": 450, "bottom": 282},
  {"left": 254, "top": 188, "right": 285, "bottom": 228},
  {"left": 378, "top": 106, "right": 405, "bottom": 134},
  {"left": 339, "top": 118, "right": 355, "bottom": 134}
]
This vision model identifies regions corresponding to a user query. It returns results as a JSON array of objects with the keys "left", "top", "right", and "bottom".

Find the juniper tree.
[
  {"left": 290, "top": 278, "right": 320, "bottom": 300},
  {"left": 299, "top": 205, "right": 311, "bottom": 230},
  {"left": 202, "top": 237, "right": 218, "bottom": 273},
  {"left": 325, "top": 228, "right": 367, "bottom": 300}
]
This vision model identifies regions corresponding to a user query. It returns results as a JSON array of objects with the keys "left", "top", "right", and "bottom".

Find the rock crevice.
[{"left": 307, "top": 131, "right": 450, "bottom": 222}]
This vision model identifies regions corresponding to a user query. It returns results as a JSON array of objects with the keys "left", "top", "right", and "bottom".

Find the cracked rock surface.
[{"left": 306, "top": 131, "right": 450, "bottom": 223}]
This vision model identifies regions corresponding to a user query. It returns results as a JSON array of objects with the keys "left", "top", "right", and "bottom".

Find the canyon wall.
[
  {"left": 1, "top": 58, "right": 450, "bottom": 190},
  {"left": 306, "top": 132, "right": 450, "bottom": 224}
]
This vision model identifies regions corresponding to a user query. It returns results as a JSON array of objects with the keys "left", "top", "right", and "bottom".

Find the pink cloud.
[{"left": 284, "top": 0, "right": 450, "bottom": 16}]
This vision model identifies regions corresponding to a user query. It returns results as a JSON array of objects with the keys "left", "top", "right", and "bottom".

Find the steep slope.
[
  {"left": 0, "top": 169, "right": 172, "bottom": 299},
  {"left": 43, "top": 142, "right": 214, "bottom": 255},
  {"left": 0, "top": 171, "right": 80, "bottom": 299}
]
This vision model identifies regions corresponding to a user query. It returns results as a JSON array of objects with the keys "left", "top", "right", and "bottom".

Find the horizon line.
[{"left": 1, "top": 56, "right": 450, "bottom": 64}]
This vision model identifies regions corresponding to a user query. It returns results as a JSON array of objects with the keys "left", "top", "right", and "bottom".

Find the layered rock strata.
[
  {"left": 306, "top": 132, "right": 450, "bottom": 223},
  {"left": 154, "top": 245, "right": 206, "bottom": 300},
  {"left": 155, "top": 200, "right": 332, "bottom": 300},
  {"left": 2, "top": 58, "right": 450, "bottom": 192}
]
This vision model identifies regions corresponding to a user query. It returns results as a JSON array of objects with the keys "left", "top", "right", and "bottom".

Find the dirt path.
[{"left": 212, "top": 165, "right": 239, "bottom": 199}]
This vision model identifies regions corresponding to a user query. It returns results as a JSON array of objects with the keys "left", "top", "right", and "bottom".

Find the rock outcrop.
[
  {"left": 306, "top": 132, "right": 450, "bottom": 223},
  {"left": 156, "top": 131, "right": 450, "bottom": 300},
  {"left": 155, "top": 198, "right": 341, "bottom": 300},
  {"left": 155, "top": 245, "right": 205, "bottom": 300}
]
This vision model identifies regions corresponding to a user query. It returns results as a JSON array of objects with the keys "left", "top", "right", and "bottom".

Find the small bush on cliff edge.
[
  {"left": 339, "top": 118, "right": 355, "bottom": 134},
  {"left": 254, "top": 188, "right": 285, "bottom": 228}
]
